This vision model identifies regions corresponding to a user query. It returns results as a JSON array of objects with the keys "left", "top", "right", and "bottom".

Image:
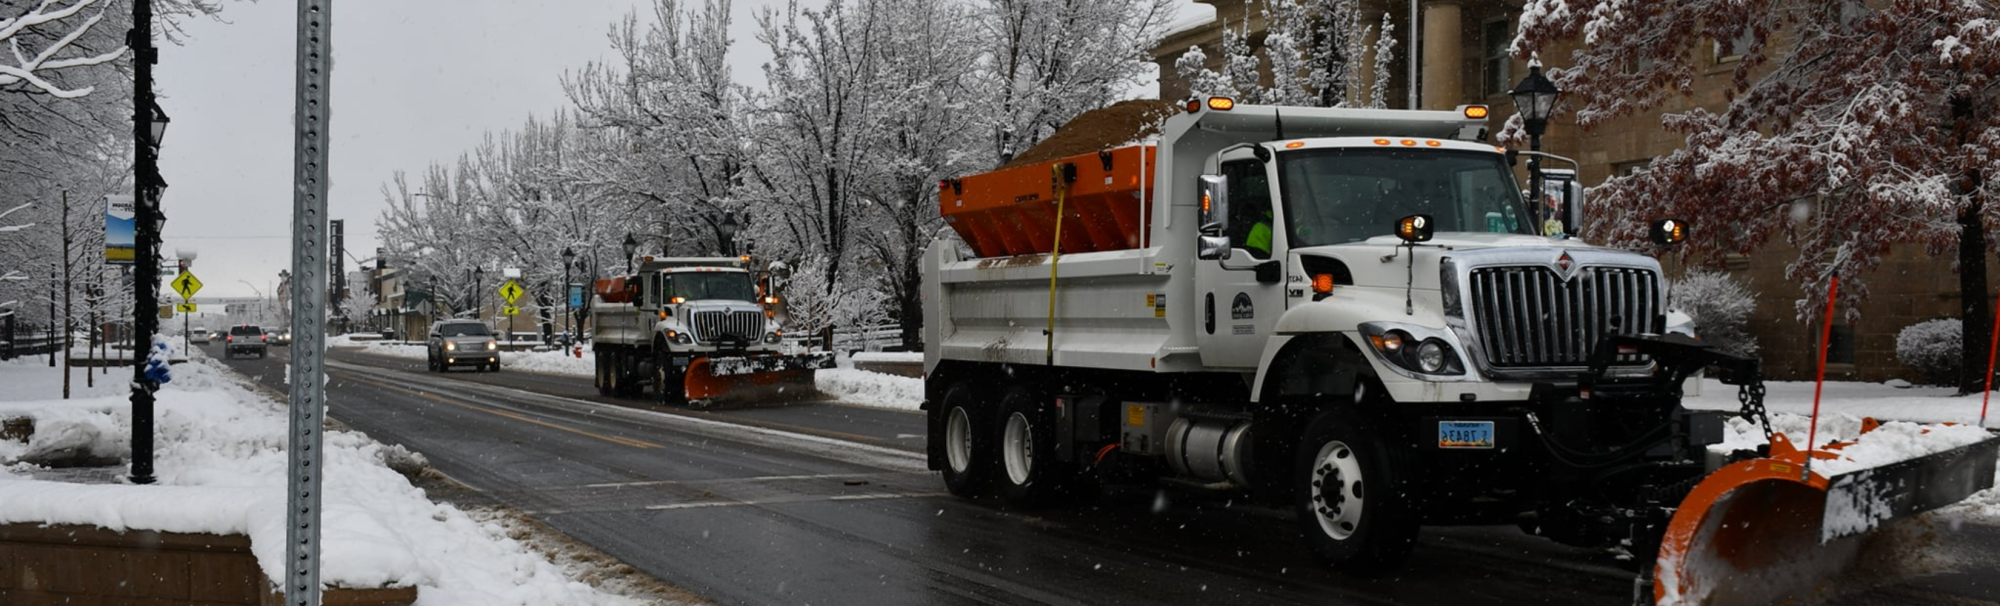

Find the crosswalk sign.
[
  {"left": 176, "top": 302, "right": 197, "bottom": 312},
  {"left": 171, "top": 272, "right": 203, "bottom": 300},
  {"left": 501, "top": 305, "right": 520, "bottom": 316},
  {"left": 498, "top": 279, "right": 523, "bottom": 304}
]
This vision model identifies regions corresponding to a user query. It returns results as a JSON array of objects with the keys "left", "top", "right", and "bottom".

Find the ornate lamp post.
[
  {"left": 719, "top": 212, "right": 740, "bottom": 256},
  {"left": 621, "top": 233, "right": 639, "bottom": 273},
  {"left": 1509, "top": 63, "right": 1563, "bottom": 235},
  {"left": 560, "top": 246, "right": 575, "bottom": 344},
  {"left": 127, "top": 0, "right": 170, "bottom": 484},
  {"left": 472, "top": 267, "right": 484, "bottom": 320}
]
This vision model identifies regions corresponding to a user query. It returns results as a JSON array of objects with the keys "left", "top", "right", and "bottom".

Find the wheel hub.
[
  {"left": 1311, "top": 440, "right": 1365, "bottom": 540},
  {"left": 945, "top": 407, "right": 973, "bottom": 474},
  {"left": 1002, "top": 412, "right": 1034, "bottom": 486}
]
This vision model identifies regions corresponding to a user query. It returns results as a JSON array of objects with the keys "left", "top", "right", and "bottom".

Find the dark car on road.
[
  {"left": 427, "top": 320, "right": 499, "bottom": 372},
  {"left": 225, "top": 325, "right": 268, "bottom": 359}
]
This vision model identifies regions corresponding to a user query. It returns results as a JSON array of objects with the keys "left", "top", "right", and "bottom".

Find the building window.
[
  {"left": 1612, "top": 158, "right": 1653, "bottom": 177},
  {"left": 1825, "top": 324, "right": 1856, "bottom": 365},
  {"left": 1714, "top": 29, "right": 1753, "bottom": 64},
  {"left": 1483, "top": 19, "right": 1510, "bottom": 96}
]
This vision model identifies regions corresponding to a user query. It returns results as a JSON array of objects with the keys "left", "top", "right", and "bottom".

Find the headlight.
[
  {"left": 1416, "top": 340, "right": 1447, "bottom": 373},
  {"left": 445, "top": 342, "right": 456, "bottom": 351},
  {"left": 486, "top": 341, "right": 497, "bottom": 350},
  {"left": 667, "top": 330, "right": 693, "bottom": 345},
  {"left": 1360, "top": 323, "right": 1464, "bottom": 377},
  {"left": 764, "top": 331, "right": 782, "bottom": 344}
]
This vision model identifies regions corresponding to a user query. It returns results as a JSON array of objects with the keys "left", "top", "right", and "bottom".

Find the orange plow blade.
[
  {"left": 683, "top": 352, "right": 835, "bottom": 407},
  {"left": 1654, "top": 430, "right": 1999, "bottom": 605}
]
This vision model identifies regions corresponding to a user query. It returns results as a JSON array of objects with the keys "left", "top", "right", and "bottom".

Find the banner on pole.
[{"left": 106, "top": 195, "right": 136, "bottom": 265}]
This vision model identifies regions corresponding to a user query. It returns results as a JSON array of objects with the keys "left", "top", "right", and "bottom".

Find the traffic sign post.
[{"left": 498, "top": 279, "right": 524, "bottom": 341}]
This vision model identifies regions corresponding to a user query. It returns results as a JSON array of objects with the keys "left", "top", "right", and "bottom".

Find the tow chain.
[{"left": 1736, "top": 380, "right": 1774, "bottom": 443}]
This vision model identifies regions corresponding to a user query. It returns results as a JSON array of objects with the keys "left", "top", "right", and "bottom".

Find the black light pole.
[
  {"left": 429, "top": 275, "right": 438, "bottom": 322},
  {"left": 719, "top": 212, "right": 740, "bottom": 256},
  {"left": 128, "top": 0, "right": 168, "bottom": 485},
  {"left": 48, "top": 264, "right": 57, "bottom": 368},
  {"left": 621, "top": 233, "right": 639, "bottom": 273},
  {"left": 561, "top": 247, "right": 575, "bottom": 344},
  {"left": 1510, "top": 64, "right": 1562, "bottom": 235},
  {"left": 472, "top": 267, "right": 484, "bottom": 320}
]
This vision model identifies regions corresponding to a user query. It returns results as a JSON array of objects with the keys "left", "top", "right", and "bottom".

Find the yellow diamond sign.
[
  {"left": 498, "top": 279, "right": 524, "bottom": 304},
  {"left": 171, "top": 272, "right": 203, "bottom": 300}
]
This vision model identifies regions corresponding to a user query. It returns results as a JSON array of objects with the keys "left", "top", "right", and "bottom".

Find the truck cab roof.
[{"left": 636, "top": 256, "right": 757, "bottom": 273}]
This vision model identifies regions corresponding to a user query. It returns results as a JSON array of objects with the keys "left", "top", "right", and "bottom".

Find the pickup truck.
[{"left": 224, "top": 325, "right": 267, "bottom": 359}]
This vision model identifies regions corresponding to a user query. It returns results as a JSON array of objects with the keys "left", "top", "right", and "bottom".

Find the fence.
[
  {"left": 0, "top": 318, "right": 64, "bottom": 361},
  {"left": 784, "top": 323, "right": 910, "bottom": 354}
]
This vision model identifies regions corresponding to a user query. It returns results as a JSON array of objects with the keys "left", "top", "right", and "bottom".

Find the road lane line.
[
  {"left": 340, "top": 373, "right": 663, "bottom": 450},
  {"left": 582, "top": 473, "right": 878, "bottom": 489},
  {"left": 644, "top": 494, "right": 948, "bottom": 512}
]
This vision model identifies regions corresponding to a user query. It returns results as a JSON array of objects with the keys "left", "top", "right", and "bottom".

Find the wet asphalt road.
[{"left": 206, "top": 343, "right": 2000, "bottom": 606}]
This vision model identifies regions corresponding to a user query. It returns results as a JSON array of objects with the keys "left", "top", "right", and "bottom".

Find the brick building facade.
[{"left": 1150, "top": 0, "right": 1988, "bottom": 382}]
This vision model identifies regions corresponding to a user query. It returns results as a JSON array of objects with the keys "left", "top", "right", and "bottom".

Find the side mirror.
[
  {"left": 1198, "top": 235, "right": 1233, "bottom": 261},
  {"left": 1198, "top": 174, "right": 1229, "bottom": 235},
  {"left": 1395, "top": 214, "right": 1435, "bottom": 243},
  {"left": 1649, "top": 218, "right": 1687, "bottom": 246}
]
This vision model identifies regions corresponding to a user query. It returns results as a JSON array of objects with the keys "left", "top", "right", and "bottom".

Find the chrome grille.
[
  {"left": 1468, "top": 266, "right": 1660, "bottom": 367},
  {"left": 692, "top": 310, "right": 764, "bottom": 343}
]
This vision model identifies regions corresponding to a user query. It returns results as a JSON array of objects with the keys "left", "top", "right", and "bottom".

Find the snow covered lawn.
[{"left": 0, "top": 356, "right": 667, "bottom": 605}]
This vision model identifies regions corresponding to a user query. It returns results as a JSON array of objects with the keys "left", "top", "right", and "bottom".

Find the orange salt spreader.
[{"left": 939, "top": 145, "right": 1157, "bottom": 257}]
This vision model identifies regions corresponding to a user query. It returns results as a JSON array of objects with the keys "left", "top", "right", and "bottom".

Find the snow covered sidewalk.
[{"left": 0, "top": 355, "right": 671, "bottom": 605}]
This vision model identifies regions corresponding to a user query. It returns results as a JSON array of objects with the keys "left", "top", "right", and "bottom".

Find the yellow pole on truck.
[{"left": 1045, "top": 163, "right": 1072, "bottom": 366}]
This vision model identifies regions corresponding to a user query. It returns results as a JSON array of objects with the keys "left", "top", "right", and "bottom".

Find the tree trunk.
[{"left": 1959, "top": 189, "right": 1990, "bottom": 395}]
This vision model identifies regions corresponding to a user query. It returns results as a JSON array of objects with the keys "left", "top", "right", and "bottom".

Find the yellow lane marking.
[{"left": 341, "top": 373, "right": 663, "bottom": 450}]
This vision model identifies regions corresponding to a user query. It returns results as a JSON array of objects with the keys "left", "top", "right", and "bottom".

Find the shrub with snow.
[
  {"left": 1669, "top": 271, "right": 1758, "bottom": 358},
  {"left": 1896, "top": 318, "right": 1961, "bottom": 386}
]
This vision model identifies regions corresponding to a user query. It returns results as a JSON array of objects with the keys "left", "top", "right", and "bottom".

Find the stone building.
[{"left": 1151, "top": 0, "right": 1991, "bottom": 382}]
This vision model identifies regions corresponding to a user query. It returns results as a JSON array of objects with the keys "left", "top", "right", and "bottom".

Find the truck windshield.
[
  {"left": 1278, "top": 148, "right": 1532, "bottom": 246},
  {"left": 664, "top": 273, "right": 755, "bottom": 301}
]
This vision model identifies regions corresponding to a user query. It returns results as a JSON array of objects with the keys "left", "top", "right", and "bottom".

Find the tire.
[
  {"left": 593, "top": 352, "right": 612, "bottom": 396},
  {"left": 655, "top": 351, "right": 684, "bottom": 405},
  {"left": 606, "top": 351, "right": 624, "bottom": 396},
  {"left": 938, "top": 383, "right": 993, "bottom": 498},
  {"left": 1294, "top": 400, "right": 1419, "bottom": 576},
  {"left": 995, "top": 386, "right": 1078, "bottom": 508}
]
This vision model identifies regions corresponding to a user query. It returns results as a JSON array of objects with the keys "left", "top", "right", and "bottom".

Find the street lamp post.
[
  {"left": 128, "top": 0, "right": 170, "bottom": 485},
  {"left": 621, "top": 233, "right": 639, "bottom": 273},
  {"left": 1509, "top": 63, "right": 1563, "bottom": 236},
  {"left": 719, "top": 212, "right": 740, "bottom": 256},
  {"left": 48, "top": 264, "right": 57, "bottom": 368},
  {"left": 472, "top": 267, "right": 484, "bottom": 320},
  {"left": 561, "top": 247, "right": 575, "bottom": 344}
]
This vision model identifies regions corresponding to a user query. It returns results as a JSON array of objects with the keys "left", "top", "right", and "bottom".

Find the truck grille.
[
  {"left": 1467, "top": 266, "right": 1660, "bottom": 367},
  {"left": 692, "top": 310, "right": 764, "bottom": 343}
]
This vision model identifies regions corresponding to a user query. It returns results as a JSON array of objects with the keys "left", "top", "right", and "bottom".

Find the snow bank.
[
  {"left": 1687, "top": 376, "right": 1995, "bottom": 427},
  {"left": 849, "top": 351, "right": 922, "bottom": 363},
  {"left": 0, "top": 357, "right": 644, "bottom": 605},
  {"left": 814, "top": 368, "right": 923, "bottom": 412}
]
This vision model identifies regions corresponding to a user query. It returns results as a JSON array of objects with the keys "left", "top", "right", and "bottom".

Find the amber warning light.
[{"left": 1463, "top": 105, "right": 1490, "bottom": 119}]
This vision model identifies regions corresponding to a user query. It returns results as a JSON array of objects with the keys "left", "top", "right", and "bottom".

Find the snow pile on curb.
[
  {"left": 503, "top": 347, "right": 595, "bottom": 377},
  {"left": 0, "top": 357, "right": 644, "bottom": 605},
  {"left": 814, "top": 368, "right": 923, "bottom": 412}
]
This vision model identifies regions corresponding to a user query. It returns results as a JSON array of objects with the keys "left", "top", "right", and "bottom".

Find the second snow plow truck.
[
  {"left": 922, "top": 97, "right": 1999, "bottom": 604},
  {"left": 592, "top": 255, "right": 833, "bottom": 407}
]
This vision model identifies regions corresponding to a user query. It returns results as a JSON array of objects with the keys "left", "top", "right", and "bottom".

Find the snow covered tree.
[
  {"left": 1896, "top": 318, "right": 1962, "bottom": 386},
  {"left": 1174, "top": 0, "right": 1395, "bottom": 108},
  {"left": 1670, "top": 270, "right": 1759, "bottom": 358},
  {"left": 1515, "top": 0, "right": 2000, "bottom": 393},
  {"left": 971, "top": 0, "right": 1178, "bottom": 166}
]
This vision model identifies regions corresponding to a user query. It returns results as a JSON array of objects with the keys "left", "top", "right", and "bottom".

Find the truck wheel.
[
  {"left": 996, "top": 387, "right": 1076, "bottom": 508},
  {"left": 939, "top": 383, "right": 993, "bottom": 498},
  {"left": 593, "top": 353, "right": 612, "bottom": 396},
  {"left": 1294, "top": 406, "right": 1418, "bottom": 576},
  {"left": 655, "top": 353, "right": 685, "bottom": 405}
]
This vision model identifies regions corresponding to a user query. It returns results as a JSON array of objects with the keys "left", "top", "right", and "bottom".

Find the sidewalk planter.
[{"left": 0, "top": 523, "right": 416, "bottom": 606}]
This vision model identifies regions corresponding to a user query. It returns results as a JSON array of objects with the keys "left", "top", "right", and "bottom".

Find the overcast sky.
[{"left": 156, "top": 0, "right": 797, "bottom": 301}]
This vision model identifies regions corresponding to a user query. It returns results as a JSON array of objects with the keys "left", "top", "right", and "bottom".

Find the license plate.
[{"left": 1438, "top": 421, "right": 1495, "bottom": 449}]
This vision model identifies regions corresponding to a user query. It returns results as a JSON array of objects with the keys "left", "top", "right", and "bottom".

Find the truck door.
[{"left": 1196, "top": 152, "right": 1286, "bottom": 370}]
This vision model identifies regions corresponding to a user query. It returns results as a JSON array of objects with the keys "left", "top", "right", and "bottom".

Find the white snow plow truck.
[
  {"left": 592, "top": 256, "right": 832, "bottom": 407},
  {"left": 922, "top": 97, "right": 1999, "bottom": 604}
]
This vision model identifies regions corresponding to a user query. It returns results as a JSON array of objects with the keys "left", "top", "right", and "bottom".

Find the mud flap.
[
  {"left": 1654, "top": 432, "right": 2000, "bottom": 605},
  {"left": 683, "top": 352, "right": 836, "bottom": 407}
]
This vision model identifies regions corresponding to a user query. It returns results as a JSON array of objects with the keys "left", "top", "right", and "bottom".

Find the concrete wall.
[{"left": 0, "top": 523, "right": 416, "bottom": 606}]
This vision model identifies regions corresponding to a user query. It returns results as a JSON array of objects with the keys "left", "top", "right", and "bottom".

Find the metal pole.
[
  {"left": 1530, "top": 134, "right": 1544, "bottom": 233},
  {"left": 286, "top": 1, "right": 333, "bottom": 604},
  {"left": 48, "top": 264, "right": 57, "bottom": 368},
  {"left": 127, "top": 0, "right": 160, "bottom": 484},
  {"left": 1407, "top": 0, "right": 1418, "bottom": 109}
]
